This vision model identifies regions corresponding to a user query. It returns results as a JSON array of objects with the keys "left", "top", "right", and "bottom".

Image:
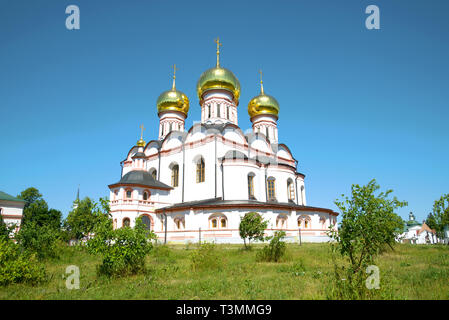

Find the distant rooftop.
[{"left": 0, "top": 191, "right": 26, "bottom": 203}]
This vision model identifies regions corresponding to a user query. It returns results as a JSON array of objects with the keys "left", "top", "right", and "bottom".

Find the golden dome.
[
  {"left": 248, "top": 94, "right": 280, "bottom": 119},
  {"left": 248, "top": 71, "right": 279, "bottom": 119},
  {"left": 156, "top": 89, "right": 190, "bottom": 116},
  {"left": 136, "top": 138, "right": 146, "bottom": 147},
  {"left": 197, "top": 67, "right": 241, "bottom": 102},
  {"left": 157, "top": 64, "right": 190, "bottom": 117}
]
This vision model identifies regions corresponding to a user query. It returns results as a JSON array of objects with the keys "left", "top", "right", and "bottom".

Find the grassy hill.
[{"left": 1, "top": 243, "right": 448, "bottom": 299}]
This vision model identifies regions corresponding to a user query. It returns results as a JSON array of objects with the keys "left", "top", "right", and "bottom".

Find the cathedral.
[{"left": 108, "top": 39, "right": 338, "bottom": 243}]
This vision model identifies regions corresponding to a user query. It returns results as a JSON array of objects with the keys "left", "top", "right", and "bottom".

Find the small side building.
[
  {"left": 399, "top": 212, "right": 437, "bottom": 244},
  {"left": 0, "top": 191, "right": 26, "bottom": 235}
]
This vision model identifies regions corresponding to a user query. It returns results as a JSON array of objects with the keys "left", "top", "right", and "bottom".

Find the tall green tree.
[
  {"left": 17, "top": 187, "right": 61, "bottom": 230},
  {"left": 239, "top": 212, "right": 268, "bottom": 249},
  {"left": 425, "top": 212, "right": 437, "bottom": 231},
  {"left": 431, "top": 194, "right": 449, "bottom": 239},
  {"left": 64, "top": 197, "right": 110, "bottom": 240},
  {"left": 15, "top": 188, "right": 62, "bottom": 259},
  {"left": 17, "top": 187, "right": 42, "bottom": 210}
]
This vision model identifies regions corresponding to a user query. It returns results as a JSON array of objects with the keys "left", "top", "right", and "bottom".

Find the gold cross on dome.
[
  {"left": 140, "top": 124, "right": 145, "bottom": 139},
  {"left": 172, "top": 64, "right": 177, "bottom": 89},
  {"left": 259, "top": 69, "right": 264, "bottom": 94},
  {"left": 215, "top": 37, "right": 222, "bottom": 67}
]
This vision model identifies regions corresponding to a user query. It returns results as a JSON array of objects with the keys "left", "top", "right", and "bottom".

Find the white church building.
[{"left": 108, "top": 39, "right": 338, "bottom": 243}]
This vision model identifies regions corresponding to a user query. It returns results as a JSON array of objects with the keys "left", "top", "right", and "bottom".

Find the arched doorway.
[{"left": 141, "top": 215, "right": 152, "bottom": 231}]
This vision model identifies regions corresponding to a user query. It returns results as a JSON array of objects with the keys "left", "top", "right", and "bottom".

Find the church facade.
[{"left": 108, "top": 39, "right": 338, "bottom": 243}]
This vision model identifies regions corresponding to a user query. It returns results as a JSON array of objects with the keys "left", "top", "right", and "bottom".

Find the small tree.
[
  {"left": 239, "top": 212, "right": 268, "bottom": 249},
  {"left": 328, "top": 179, "right": 406, "bottom": 299}
]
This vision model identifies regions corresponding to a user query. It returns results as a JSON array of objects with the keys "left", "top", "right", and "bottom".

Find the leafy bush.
[
  {"left": 328, "top": 179, "right": 407, "bottom": 299},
  {"left": 239, "top": 212, "right": 268, "bottom": 249},
  {"left": 16, "top": 222, "right": 61, "bottom": 260},
  {"left": 257, "top": 231, "right": 287, "bottom": 262},
  {"left": 87, "top": 217, "right": 156, "bottom": 277},
  {"left": 0, "top": 239, "right": 47, "bottom": 286},
  {"left": 190, "top": 242, "right": 221, "bottom": 271}
]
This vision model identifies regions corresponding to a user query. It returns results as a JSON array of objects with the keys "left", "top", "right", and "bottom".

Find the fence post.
[{"left": 298, "top": 228, "right": 302, "bottom": 246}]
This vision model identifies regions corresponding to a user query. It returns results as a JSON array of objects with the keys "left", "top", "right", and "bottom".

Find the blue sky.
[{"left": 1, "top": 0, "right": 448, "bottom": 222}]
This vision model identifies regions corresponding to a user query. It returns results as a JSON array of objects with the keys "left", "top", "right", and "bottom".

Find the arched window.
[
  {"left": 248, "top": 173, "right": 255, "bottom": 200},
  {"left": 174, "top": 216, "right": 185, "bottom": 230},
  {"left": 123, "top": 218, "right": 130, "bottom": 228},
  {"left": 171, "top": 164, "right": 179, "bottom": 187},
  {"left": 320, "top": 217, "right": 326, "bottom": 229},
  {"left": 169, "top": 122, "right": 172, "bottom": 132},
  {"left": 217, "top": 104, "right": 221, "bottom": 117},
  {"left": 141, "top": 215, "right": 151, "bottom": 231},
  {"left": 287, "top": 179, "right": 295, "bottom": 201},
  {"left": 209, "top": 214, "right": 227, "bottom": 229},
  {"left": 227, "top": 106, "right": 230, "bottom": 120},
  {"left": 266, "top": 127, "right": 269, "bottom": 139},
  {"left": 298, "top": 215, "right": 311, "bottom": 229},
  {"left": 125, "top": 189, "right": 132, "bottom": 199},
  {"left": 143, "top": 190, "right": 150, "bottom": 201},
  {"left": 276, "top": 214, "right": 287, "bottom": 229},
  {"left": 196, "top": 158, "right": 205, "bottom": 183},
  {"left": 267, "top": 177, "right": 276, "bottom": 201},
  {"left": 149, "top": 168, "right": 157, "bottom": 180},
  {"left": 208, "top": 105, "right": 211, "bottom": 118}
]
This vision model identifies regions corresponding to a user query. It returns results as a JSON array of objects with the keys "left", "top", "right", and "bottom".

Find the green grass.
[{"left": 1, "top": 243, "right": 448, "bottom": 299}]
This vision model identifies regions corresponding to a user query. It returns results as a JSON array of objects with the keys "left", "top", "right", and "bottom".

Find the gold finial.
[
  {"left": 259, "top": 69, "right": 264, "bottom": 95},
  {"left": 137, "top": 124, "right": 146, "bottom": 147},
  {"left": 140, "top": 124, "right": 145, "bottom": 140},
  {"left": 214, "top": 37, "right": 222, "bottom": 67},
  {"left": 171, "top": 64, "right": 177, "bottom": 90}
]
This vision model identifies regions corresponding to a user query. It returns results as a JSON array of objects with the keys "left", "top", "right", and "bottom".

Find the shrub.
[
  {"left": 257, "top": 231, "right": 287, "bottom": 262},
  {"left": 0, "top": 239, "right": 47, "bottom": 286},
  {"left": 16, "top": 222, "right": 61, "bottom": 260},
  {"left": 190, "top": 242, "right": 221, "bottom": 271},
  {"left": 87, "top": 217, "right": 156, "bottom": 277}
]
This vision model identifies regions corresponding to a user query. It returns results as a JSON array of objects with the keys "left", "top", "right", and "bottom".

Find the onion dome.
[
  {"left": 248, "top": 71, "right": 279, "bottom": 119},
  {"left": 136, "top": 138, "right": 146, "bottom": 147},
  {"left": 156, "top": 65, "right": 190, "bottom": 117},
  {"left": 136, "top": 124, "right": 146, "bottom": 147},
  {"left": 196, "top": 37, "right": 241, "bottom": 102}
]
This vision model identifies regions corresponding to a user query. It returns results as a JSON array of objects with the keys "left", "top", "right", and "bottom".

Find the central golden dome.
[
  {"left": 156, "top": 89, "right": 190, "bottom": 116},
  {"left": 197, "top": 67, "right": 241, "bottom": 102}
]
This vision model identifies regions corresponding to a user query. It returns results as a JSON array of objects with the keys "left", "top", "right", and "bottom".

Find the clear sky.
[{"left": 1, "top": 0, "right": 448, "bottom": 223}]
